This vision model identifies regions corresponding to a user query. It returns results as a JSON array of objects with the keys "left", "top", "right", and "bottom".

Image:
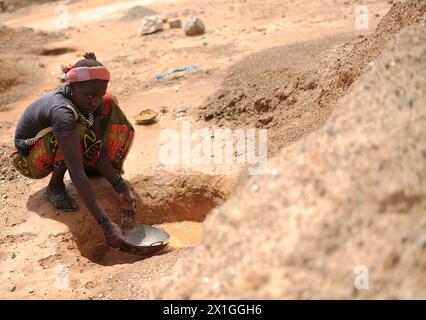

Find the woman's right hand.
[
  {"left": 55, "top": 132, "right": 136, "bottom": 253},
  {"left": 101, "top": 220, "right": 135, "bottom": 253}
]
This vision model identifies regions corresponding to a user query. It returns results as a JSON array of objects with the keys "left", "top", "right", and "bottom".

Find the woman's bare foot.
[{"left": 44, "top": 167, "right": 79, "bottom": 211}]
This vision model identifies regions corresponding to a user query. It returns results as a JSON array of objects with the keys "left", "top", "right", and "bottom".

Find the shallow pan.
[
  {"left": 134, "top": 109, "right": 158, "bottom": 125},
  {"left": 123, "top": 224, "right": 170, "bottom": 256}
]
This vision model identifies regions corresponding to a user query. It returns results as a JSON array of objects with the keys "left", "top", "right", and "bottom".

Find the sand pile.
[
  {"left": 121, "top": 5, "right": 158, "bottom": 21},
  {"left": 153, "top": 18, "right": 426, "bottom": 299},
  {"left": 1, "top": 0, "right": 59, "bottom": 12},
  {"left": 198, "top": 0, "right": 426, "bottom": 152},
  {"left": 0, "top": 57, "right": 28, "bottom": 109},
  {"left": 0, "top": 24, "right": 63, "bottom": 109},
  {"left": 0, "top": 24, "right": 61, "bottom": 52}
]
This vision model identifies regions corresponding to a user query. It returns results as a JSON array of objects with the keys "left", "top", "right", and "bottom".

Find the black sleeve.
[{"left": 51, "top": 106, "right": 78, "bottom": 136}]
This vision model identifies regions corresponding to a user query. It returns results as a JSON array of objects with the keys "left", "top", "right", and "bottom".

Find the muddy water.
[
  {"left": 156, "top": 221, "right": 202, "bottom": 248},
  {"left": 89, "top": 221, "right": 203, "bottom": 266}
]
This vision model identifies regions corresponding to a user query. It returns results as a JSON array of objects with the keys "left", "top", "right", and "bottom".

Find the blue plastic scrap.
[{"left": 155, "top": 66, "right": 200, "bottom": 80}]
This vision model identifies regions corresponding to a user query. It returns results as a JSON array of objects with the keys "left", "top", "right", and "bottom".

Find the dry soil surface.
[{"left": 0, "top": 0, "right": 424, "bottom": 299}]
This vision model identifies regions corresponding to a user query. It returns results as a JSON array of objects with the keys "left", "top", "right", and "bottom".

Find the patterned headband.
[{"left": 61, "top": 65, "right": 110, "bottom": 83}]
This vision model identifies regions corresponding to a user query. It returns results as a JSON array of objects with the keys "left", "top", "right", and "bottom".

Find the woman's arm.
[
  {"left": 92, "top": 117, "right": 136, "bottom": 225},
  {"left": 56, "top": 131, "right": 135, "bottom": 252}
]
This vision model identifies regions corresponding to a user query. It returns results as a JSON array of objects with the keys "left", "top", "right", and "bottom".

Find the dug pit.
[{"left": 31, "top": 171, "right": 238, "bottom": 266}]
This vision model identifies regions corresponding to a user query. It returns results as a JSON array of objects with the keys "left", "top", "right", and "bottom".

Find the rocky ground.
[{"left": 0, "top": 0, "right": 425, "bottom": 299}]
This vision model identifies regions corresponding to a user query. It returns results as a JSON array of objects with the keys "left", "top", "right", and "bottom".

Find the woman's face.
[{"left": 71, "top": 80, "right": 108, "bottom": 115}]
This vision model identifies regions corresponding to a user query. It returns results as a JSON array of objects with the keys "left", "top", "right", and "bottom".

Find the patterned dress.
[{"left": 12, "top": 94, "right": 134, "bottom": 179}]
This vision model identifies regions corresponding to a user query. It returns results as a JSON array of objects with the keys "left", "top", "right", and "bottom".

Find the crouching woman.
[{"left": 12, "top": 52, "right": 136, "bottom": 252}]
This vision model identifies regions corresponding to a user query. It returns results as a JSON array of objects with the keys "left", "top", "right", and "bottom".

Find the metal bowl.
[{"left": 123, "top": 224, "right": 170, "bottom": 256}]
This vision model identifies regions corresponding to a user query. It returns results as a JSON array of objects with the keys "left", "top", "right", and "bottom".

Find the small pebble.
[
  {"left": 251, "top": 184, "right": 260, "bottom": 192},
  {"left": 418, "top": 236, "right": 426, "bottom": 248},
  {"left": 399, "top": 231, "right": 410, "bottom": 243},
  {"left": 202, "top": 277, "right": 210, "bottom": 283},
  {"left": 10, "top": 253, "right": 16, "bottom": 259},
  {"left": 10, "top": 284, "right": 16, "bottom": 292},
  {"left": 28, "top": 288, "right": 34, "bottom": 294},
  {"left": 314, "top": 260, "right": 325, "bottom": 270},
  {"left": 271, "top": 168, "right": 280, "bottom": 177}
]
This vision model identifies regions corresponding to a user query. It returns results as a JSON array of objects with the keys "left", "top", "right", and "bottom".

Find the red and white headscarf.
[{"left": 61, "top": 64, "right": 110, "bottom": 83}]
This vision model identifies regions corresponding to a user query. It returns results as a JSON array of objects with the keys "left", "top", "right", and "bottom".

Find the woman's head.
[{"left": 65, "top": 52, "right": 109, "bottom": 115}]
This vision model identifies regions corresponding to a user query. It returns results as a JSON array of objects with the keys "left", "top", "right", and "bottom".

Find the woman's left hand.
[{"left": 118, "top": 186, "right": 137, "bottom": 226}]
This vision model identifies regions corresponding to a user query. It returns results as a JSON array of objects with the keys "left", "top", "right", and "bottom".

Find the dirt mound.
[
  {"left": 0, "top": 57, "right": 27, "bottom": 107},
  {"left": 153, "top": 22, "right": 426, "bottom": 299},
  {"left": 0, "top": 24, "right": 63, "bottom": 52},
  {"left": 198, "top": 0, "right": 426, "bottom": 152},
  {"left": 198, "top": 34, "right": 355, "bottom": 153},
  {"left": 316, "top": 0, "right": 426, "bottom": 108},
  {"left": 121, "top": 5, "right": 158, "bottom": 21},
  {"left": 1, "top": 0, "right": 59, "bottom": 12},
  {"left": 0, "top": 25, "right": 64, "bottom": 110}
]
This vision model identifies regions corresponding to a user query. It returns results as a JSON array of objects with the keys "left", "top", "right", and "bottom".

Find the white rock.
[
  {"left": 271, "top": 168, "right": 280, "bottom": 177},
  {"left": 251, "top": 184, "right": 260, "bottom": 192},
  {"left": 138, "top": 16, "right": 164, "bottom": 35}
]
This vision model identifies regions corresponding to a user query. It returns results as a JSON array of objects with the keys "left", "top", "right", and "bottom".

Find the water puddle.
[{"left": 156, "top": 221, "right": 202, "bottom": 248}]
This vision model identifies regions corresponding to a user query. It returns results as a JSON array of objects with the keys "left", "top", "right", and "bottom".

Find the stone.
[
  {"left": 203, "top": 113, "right": 214, "bottom": 121},
  {"left": 258, "top": 114, "right": 273, "bottom": 125},
  {"left": 169, "top": 19, "right": 182, "bottom": 29},
  {"left": 271, "top": 168, "right": 280, "bottom": 177},
  {"left": 183, "top": 17, "right": 205, "bottom": 36},
  {"left": 182, "top": 9, "right": 196, "bottom": 16},
  {"left": 138, "top": 16, "right": 164, "bottom": 35},
  {"left": 251, "top": 184, "right": 259, "bottom": 193},
  {"left": 0, "top": 2, "right": 7, "bottom": 13},
  {"left": 399, "top": 231, "right": 410, "bottom": 243}
]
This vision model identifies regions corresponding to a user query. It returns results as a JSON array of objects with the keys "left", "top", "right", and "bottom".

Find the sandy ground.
[
  {"left": 156, "top": 20, "right": 426, "bottom": 299},
  {"left": 0, "top": 0, "right": 398, "bottom": 299}
]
